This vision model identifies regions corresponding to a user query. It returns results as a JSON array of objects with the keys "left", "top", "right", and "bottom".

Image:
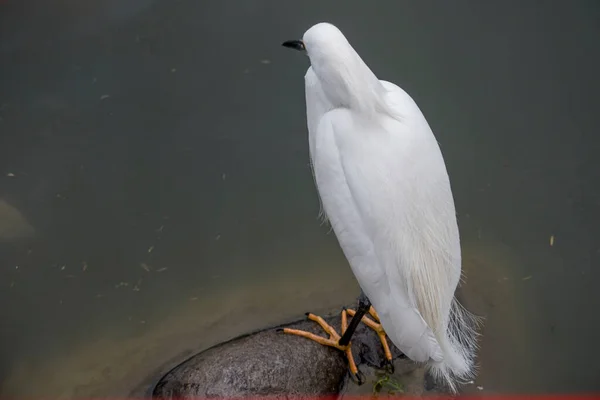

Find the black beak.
[{"left": 282, "top": 40, "right": 305, "bottom": 51}]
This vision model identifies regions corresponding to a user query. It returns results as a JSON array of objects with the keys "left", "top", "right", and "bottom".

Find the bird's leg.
[
  {"left": 338, "top": 292, "right": 372, "bottom": 346},
  {"left": 280, "top": 309, "right": 362, "bottom": 383},
  {"left": 280, "top": 292, "right": 372, "bottom": 384},
  {"left": 345, "top": 306, "right": 395, "bottom": 373}
]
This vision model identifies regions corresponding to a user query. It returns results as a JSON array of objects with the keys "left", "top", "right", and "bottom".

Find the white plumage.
[{"left": 299, "top": 23, "right": 479, "bottom": 392}]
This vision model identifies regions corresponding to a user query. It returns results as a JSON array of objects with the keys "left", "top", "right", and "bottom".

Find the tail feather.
[{"left": 427, "top": 298, "right": 483, "bottom": 393}]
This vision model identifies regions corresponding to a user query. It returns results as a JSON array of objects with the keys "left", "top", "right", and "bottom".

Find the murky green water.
[{"left": 1, "top": 1, "right": 599, "bottom": 396}]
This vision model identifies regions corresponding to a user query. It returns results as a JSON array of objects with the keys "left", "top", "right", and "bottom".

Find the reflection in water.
[{"left": 1, "top": 0, "right": 599, "bottom": 397}]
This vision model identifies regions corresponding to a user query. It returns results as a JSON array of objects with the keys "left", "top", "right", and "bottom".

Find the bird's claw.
[
  {"left": 349, "top": 368, "right": 366, "bottom": 385},
  {"left": 383, "top": 359, "right": 395, "bottom": 374}
]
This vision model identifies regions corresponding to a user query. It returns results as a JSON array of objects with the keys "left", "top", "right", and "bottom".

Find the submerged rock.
[
  {"left": 153, "top": 307, "right": 447, "bottom": 399},
  {"left": 0, "top": 199, "right": 35, "bottom": 241}
]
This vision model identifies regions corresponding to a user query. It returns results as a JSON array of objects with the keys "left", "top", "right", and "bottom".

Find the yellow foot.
[
  {"left": 346, "top": 306, "right": 394, "bottom": 372},
  {"left": 280, "top": 309, "right": 364, "bottom": 384}
]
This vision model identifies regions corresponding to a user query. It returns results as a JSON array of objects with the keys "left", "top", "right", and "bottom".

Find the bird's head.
[
  {"left": 282, "top": 22, "right": 387, "bottom": 114},
  {"left": 282, "top": 22, "right": 351, "bottom": 64}
]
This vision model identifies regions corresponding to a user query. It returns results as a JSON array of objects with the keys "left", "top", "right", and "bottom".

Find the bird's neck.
[{"left": 311, "top": 49, "right": 387, "bottom": 116}]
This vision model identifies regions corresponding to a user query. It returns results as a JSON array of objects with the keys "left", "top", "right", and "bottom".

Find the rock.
[
  {"left": 153, "top": 318, "right": 346, "bottom": 398},
  {"left": 153, "top": 307, "right": 447, "bottom": 399}
]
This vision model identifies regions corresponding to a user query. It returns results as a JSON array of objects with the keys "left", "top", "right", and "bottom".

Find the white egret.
[{"left": 281, "top": 23, "right": 480, "bottom": 393}]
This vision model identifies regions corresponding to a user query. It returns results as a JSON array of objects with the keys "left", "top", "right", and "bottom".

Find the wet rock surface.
[{"left": 153, "top": 307, "right": 449, "bottom": 399}]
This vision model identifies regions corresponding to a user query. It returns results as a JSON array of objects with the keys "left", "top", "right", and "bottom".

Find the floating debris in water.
[
  {"left": 215, "top": 234, "right": 221, "bottom": 241},
  {"left": 148, "top": 245, "right": 154, "bottom": 253},
  {"left": 60, "top": 265, "right": 66, "bottom": 271},
  {"left": 140, "top": 263, "right": 151, "bottom": 272},
  {"left": 171, "top": 68, "right": 177, "bottom": 73},
  {"left": 222, "top": 173, "right": 226, "bottom": 180},
  {"left": 15, "top": 265, "right": 19, "bottom": 270},
  {"left": 522, "top": 275, "right": 532, "bottom": 281},
  {"left": 6, "top": 172, "right": 14, "bottom": 177},
  {"left": 156, "top": 267, "right": 168, "bottom": 273},
  {"left": 477, "top": 386, "right": 484, "bottom": 391},
  {"left": 133, "top": 279, "right": 142, "bottom": 291},
  {"left": 115, "top": 281, "right": 129, "bottom": 288},
  {"left": 550, "top": 235, "right": 555, "bottom": 246},
  {"left": 156, "top": 225, "right": 164, "bottom": 233},
  {"left": 140, "top": 320, "right": 146, "bottom": 324},
  {"left": 100, "top": 94, "right": 110, "bottom": 100},
  {"left": 372, "top": 374, "right": 404, "bottom": 395},
  {"left": 260, "top": 59, "right": 271, "bottom": 64},
  {"left": 82, "top": 261, "right": 88, "bottom": 271}
]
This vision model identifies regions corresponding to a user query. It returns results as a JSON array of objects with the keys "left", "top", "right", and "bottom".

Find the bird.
[{"left": 280, "top": 22, "right": 480, "bottom": 393}]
